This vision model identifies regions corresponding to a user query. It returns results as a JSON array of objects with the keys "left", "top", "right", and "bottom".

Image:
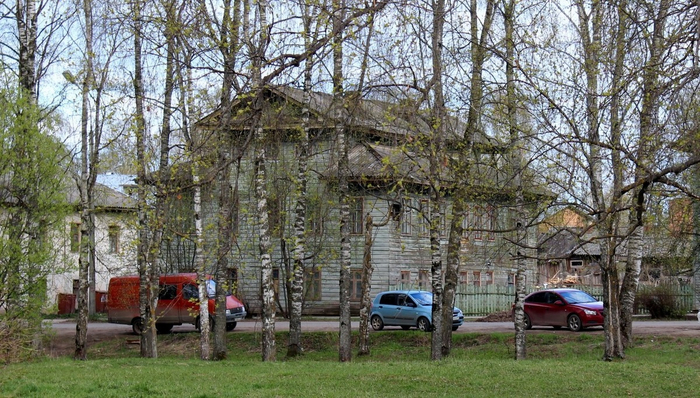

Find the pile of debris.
[
  {"left": 475, "top": 311, "right": 513, "bottom": 322},
  {"left": 547, "top": 274, "right": 581, "bottom": 286}
]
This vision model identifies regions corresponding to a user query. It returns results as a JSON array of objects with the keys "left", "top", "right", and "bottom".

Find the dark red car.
[{"left": 521, "top": 288, "right": 604, "bottom": 331}]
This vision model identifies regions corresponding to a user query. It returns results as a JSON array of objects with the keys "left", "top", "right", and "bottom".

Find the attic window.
[{"left": 570, "top": 260, "right": 583, "bottom": 268}]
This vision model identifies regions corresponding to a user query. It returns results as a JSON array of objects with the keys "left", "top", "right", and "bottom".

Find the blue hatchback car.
[{"left": 370, "top": 290, "right": 464, "bottom": 332}]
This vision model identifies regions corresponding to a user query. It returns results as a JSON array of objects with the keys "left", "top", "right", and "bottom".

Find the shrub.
[
  {"left": 0, "top": 316, "right": 49, "bottom": 364},
  {"left": 636, "top": 285, "right": 688, "bottom": 319}
]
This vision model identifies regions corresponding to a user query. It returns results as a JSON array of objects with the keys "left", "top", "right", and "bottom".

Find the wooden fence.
[{"left": 451, "top": 284, "right": 695, "bottom": 317}]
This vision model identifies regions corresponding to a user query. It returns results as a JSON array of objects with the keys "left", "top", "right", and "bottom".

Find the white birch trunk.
[
  {"left": 132, "top": 0, "right": 157, "bottom": 358},
  {"left": 74, "top": 0, "right": 95, "bottom": 360},
  {"left": 16, "top": 0, "right": 37, "bottom": 99},
  {"left": 358, "top": 215, "right": 374, "bottom": 356},
  {"left": 503, "top": 0, "right": 528, "bottom": 361},
  {"left": 198, "top": 277, "right": 210, "bottom": 359},
  {"left": 252, "top": 0, "right": 276, "bottom": 362},
  {"left": 257, "top": 138, "right": 276, "bottom": 361},
  {"left": 332, "top": 0, "right": 352, "bottom": 363},
  {"left": 620, "top": 222, "right": 642, "bottom": 347},
  {"left": 287, "top": 45, "right": 312, "bottom": 358}
]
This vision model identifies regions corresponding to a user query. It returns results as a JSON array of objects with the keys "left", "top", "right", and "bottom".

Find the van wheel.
[
  {"left": 156, "top": 323, "right": 173, "bottom": 334},
  {"left": 132, "top": 317, "right": 144, "bottom": 335},
  {"left": 195, "top": 316, "right": 215, "bottom": 332},
  {"left": 226, "top": 322, "right": 237, "bottom": 332}
]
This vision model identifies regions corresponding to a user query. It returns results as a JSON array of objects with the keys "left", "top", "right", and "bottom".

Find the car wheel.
[
  {"left": 567, "top": 314, "right": 583, "bottom": 332},
  {"left": 417, "top": 317, "right": 431, "bottom": 332},
  {"left": 523, "top": 313, "right": 532, "bottom": 330},
  {"left": 132, "top": 317, "right": 144, "bottom": 335},
  {"left": 226, "top": 322, "right": 237, "bottom": 332},
  {"left": 401, "top": 325, "right": 411, "bottom": 330},
  {"left": 155, "top": 323, "right": 173, "bottom": 334},
  {"left": 370, "top": 315, "right": 384, "bottom": 331},
  {"left": 452, "top": 326, "right": 459, "bottom": 331}
]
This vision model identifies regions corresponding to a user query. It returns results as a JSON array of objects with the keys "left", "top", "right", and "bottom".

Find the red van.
[{"left": 107, "top": 273, "right": 246, "bottom": 334}]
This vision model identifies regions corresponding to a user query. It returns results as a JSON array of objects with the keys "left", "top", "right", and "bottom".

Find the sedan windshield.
[
  {"left": 560, "top": 290, "right": 597, "bottom": 304},
  {"left": 410, "top": 292, "right": 433, "bottom": 306}
]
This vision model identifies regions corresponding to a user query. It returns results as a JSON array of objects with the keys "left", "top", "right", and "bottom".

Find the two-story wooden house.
[{"left": 193, "top": 86, "right": 543, "bottom": 315}]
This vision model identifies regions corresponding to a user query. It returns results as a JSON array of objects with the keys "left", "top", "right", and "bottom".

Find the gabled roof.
[
  {"left": 196, "top": 85, "right": 500, "bottom": 147},
  {"left": 66, "top": 182, "right": 137, "bottom": 211},
  {"left": 538, "top": 229, "right": 601, "bottom": 259}
]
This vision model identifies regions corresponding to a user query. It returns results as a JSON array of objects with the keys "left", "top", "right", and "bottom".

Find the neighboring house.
[
  {"left": 46, "top": 175, "right": 137, "bottom": 312},
  {"left": 537, "top": 207, "right": 602, "bottom": 287},
  {"left": 193, "top": 86, "right": 544, "bottom": 315},
  {"left": 537, "top": 201, "right": 698, "bottom": 289}
]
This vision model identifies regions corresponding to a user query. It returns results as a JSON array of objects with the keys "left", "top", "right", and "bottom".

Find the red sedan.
[{"left": 521, "top": 288, "right": 604, "bottom": 331}]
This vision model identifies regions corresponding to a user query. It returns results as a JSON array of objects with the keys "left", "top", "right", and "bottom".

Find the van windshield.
[
  {"left": 206, "top": 279, "right": 232, "bottom": 298},
  {"left": 207, "top": 280, "right": 216, "bottom": 298}
]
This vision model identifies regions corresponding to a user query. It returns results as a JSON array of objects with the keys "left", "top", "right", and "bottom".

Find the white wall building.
[{"left": 46, "top": 175, "right": 137, "bottom": 312}]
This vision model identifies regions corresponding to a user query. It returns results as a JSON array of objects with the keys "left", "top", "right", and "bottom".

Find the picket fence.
[{"left": 451, "top": 284, "right": 695, "bottom": 317}]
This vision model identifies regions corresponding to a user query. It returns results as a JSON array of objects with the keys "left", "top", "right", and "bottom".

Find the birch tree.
[
  {"left": 176, "top": 4, "right": 214, "bottom": 359},
  {"left": 286, "top": 0, "right": 317, "bottom": 359},
  {"left": 247, "top": 0, "right": 276, "bottom": 362},
  {"left": 3, "top": 0, "right": 73, "bottom": 104},
  {"left": 131, "top": 0, "right": 158, "bottom": 358},
  {"left": 428, "top": 0, "right": 447, "bottom": 360},
  {"left": 15, "top": 0, "right": 37, "bottom": 99},
  {"left": 444, "top": 0, "right": 496, "bottom": 359},
  {"left": 210, "top": 0, "right": 243, "bottom": 361},
  {"left": 352, "top": 3, "right": 384, "bottom": 357},
  {"left": 501, "top": 0, "right": 528, "bottom": 360},
  {"left": 74, "top": 0, "right": 95, "bottom": 361},
  {"left": 331, "top": 0, "right": 353, "bottom": 363}
]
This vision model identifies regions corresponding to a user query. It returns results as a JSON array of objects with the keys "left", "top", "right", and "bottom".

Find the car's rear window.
[
  {"left": 525, "top": 292, "right": 547, "bottom": 303},
  {"left": 379, "top": 293, "right": 398, "bottom": 305}
]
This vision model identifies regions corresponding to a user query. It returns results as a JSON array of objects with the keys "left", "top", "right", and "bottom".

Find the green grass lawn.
[{"left": 2, "top": 332, "right": 699, "bottom": 397}]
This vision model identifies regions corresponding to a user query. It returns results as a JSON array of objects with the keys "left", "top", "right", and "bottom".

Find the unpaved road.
[{"left": 45, "top": 318, "right": 700, "bottom": 357}]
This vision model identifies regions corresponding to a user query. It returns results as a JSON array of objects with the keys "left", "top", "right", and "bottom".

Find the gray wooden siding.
[{"left": 198, "top": 134, "right": 538, "bottom": 316}]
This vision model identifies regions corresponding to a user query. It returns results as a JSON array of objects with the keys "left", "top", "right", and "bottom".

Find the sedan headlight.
[{"left": 583, "top": 309, "right": 597, "bottom": 316}]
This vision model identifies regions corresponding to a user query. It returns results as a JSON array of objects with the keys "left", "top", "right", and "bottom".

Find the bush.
[
  {"left": 0, "top": 316, "right": 49, "bottom": 364},
  {"left": 636, "top": 285, "right": 688, "bottom": 319}
]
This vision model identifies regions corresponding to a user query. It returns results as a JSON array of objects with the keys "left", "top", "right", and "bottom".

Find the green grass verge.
[{"left": 2, "top": 332, "right": 699, "bottom": 397}]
